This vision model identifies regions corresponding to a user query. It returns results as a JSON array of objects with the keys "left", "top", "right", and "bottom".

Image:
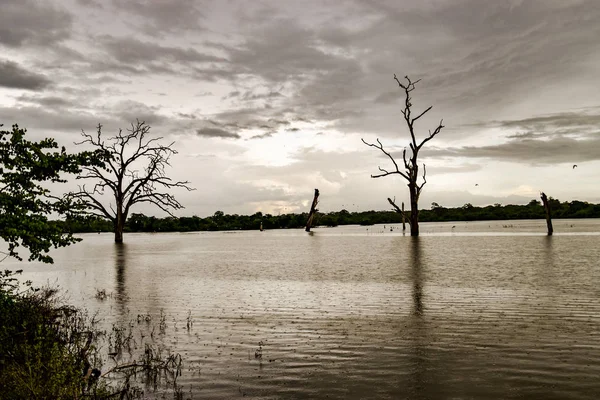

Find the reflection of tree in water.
[
  {"left": 410, "top": 237, "right": 424, "bottom": 317},
  {"left": 542, "top": 236, "right": 555, "bottom": 269},
  {"left": 539, "top": 235, "right": 557, "bottom": 297},
  {"left": 114, "top": 243, "right": 128, "bottom": 315},
  {"left": 407, "top": 237, "right": 429, "bottom": 398}
]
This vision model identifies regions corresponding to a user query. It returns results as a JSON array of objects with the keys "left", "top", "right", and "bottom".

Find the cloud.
[
  {"left": 110, "top": 100, "right": 166, "bottom": 126},
  {"left": 95, "top": 35, "right": 226, "bottom": 76},
  {"left": 15, "top": 95, "right": 72, "bottom": 108},
  {"left": 0, "top": 60, "right": 51, "bottom": 90},
  {"left": 111, "top": 0, "right": 205, "bottom": 36},
  {"left": 423, "top": 109, "right": 600, "bottom": 164},
  {"left": 241, "top": 91, "right": 284, "bottom": 101},
  {"left": 0, "top": 105, "right": 113, "bottom": 134},
  {"left": 0, "top": 0, "right": 72, "bottom": 48},
  {"left": 196, "top": 127, "right": 241, "bottom": 139},
  {"left": 3, "top": 0, "right": 600, "bottom": 214},
  {"left": 426, "top": 135, "right": 600, "bottom": 165},
  {"left": 250, "top": 132, "right": 275, "bottom": 140}
]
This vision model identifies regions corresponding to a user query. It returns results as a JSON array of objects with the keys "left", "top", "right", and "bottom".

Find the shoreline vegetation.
[
  {"left": 0, "top": 271, "right": 188, "bottom": 400},
  {"left": 59, "top": 198, "right": 600, "bottom": 233}
]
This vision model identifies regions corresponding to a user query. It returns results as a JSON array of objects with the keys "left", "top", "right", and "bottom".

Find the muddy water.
[{"left": 11, "top": 220, "right": 600, "bottom": 399}]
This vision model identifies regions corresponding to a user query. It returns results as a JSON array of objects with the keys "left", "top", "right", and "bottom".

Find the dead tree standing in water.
[
  {"left": 540, "top": 192, "right": 553, "bottom": 236},
  {"left": 402, "top": 201, "right": 406, "bottom": 231},
  {"left": 71, "top": 121, "right": 194, "bottom": 243},
  {"left": 363, "top": 75, "right": 444, "bottom": 236},
  {"left": 305, "top": 189, "right": 320, "bottom": 232}
]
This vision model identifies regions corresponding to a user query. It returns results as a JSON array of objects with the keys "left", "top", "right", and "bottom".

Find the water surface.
[{"left": 8, "top": 219, "right": 600, "bottom": 399}]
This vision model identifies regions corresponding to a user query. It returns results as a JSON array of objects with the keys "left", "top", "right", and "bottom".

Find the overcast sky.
[{"left": 2, "top": 0, "right": 600, "bottom": 217}]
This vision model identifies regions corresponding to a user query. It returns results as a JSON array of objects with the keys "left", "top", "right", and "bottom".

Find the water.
[{"left": 5, "top": 219, "right": 600, "bottom": 399}]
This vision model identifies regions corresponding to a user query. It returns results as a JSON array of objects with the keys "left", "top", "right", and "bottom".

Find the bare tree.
[
  {"left": 362, "top": 75, "right": 444, "bottom": 236},
  {"left": 71, "top": 120, "right": 194, "bottom": 243}
]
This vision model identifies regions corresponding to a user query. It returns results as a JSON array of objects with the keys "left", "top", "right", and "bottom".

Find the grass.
[{"left": 0, "top": 270, "right": 190, "bottom": 399}]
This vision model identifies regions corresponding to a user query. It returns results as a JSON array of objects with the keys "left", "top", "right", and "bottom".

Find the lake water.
[{"left": 6, "top": 219, "right": 600, "bottom": 399}]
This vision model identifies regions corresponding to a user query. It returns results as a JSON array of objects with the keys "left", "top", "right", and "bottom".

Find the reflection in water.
[
  {"left": 410, "top": 237, "right": 424, "bottom": 317},
  {"left": 9, "top": 226, "right": 600, "bottom": 399},
  {"left": 542, "top": 236, "right": 555, "bottom": 269},
  {"left": 408, "top": 237, "right": 428, "bottom": 398},
  {"left": 539, "top": 235, "right": 557, "bottom": 292},
  {"left": 114, "top": 243, "right": 128, "bottom": 316}
]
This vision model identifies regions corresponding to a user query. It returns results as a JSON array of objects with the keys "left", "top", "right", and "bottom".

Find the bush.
[
  {"left": 0, "top": 270, "right": 185, "bottom": 399},
  {"left": 0, "top": 270, "right": 104, "bottom": 398}
]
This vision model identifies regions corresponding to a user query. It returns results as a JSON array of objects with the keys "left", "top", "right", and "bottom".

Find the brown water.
[{"left": 8, "top": 219, "right": 600, "bottom": 399}]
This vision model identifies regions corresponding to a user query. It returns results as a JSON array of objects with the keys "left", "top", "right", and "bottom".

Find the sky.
[{"left": 2, "top": 0, "right": 600, "bottom": 217}]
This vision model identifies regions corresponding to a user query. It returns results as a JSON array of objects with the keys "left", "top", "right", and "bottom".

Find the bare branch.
[
  {"left": 73, "top": 121, "right": 195, "bottom": 242},
  {"left": 412, "top": 106, "right": 432, "bottom": 124},
  {"left": 417, "top": 163, "right": 427, "bottom": 197},
  {"left": 363, "top": 74, "right": 443, "bottom": 236},
  {"left": 387, "top": 197, "right": 411, "bottom": 227},
  {"left": 69, "top": 185, "right": 115, "bottom": 221},
  {"left": 417, "top": 119, "right": 444, "bottom": 151},
  {"left": 361, "top": 138, "right": 409, "bottom": 180}
]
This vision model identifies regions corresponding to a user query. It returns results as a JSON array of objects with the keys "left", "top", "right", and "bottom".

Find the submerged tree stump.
[
  {"left": 540, "top": 192, "right": 553, "bottom": 236},
  {"left": 305, "top": 189, "right": 320, "bottom": 232}
]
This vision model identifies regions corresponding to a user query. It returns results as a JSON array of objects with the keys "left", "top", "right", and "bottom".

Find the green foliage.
[
  {"left": 0, "top": 270, "right": 186, "bottom": 399},
  {"left": 0, "top": 124, "right": 106, "bottom": 263},
  {"left": 56, "top": 198, "right": 600, "bottom": 234},
  {"left": 0, "top": 270, "right": 101, "bottom": 399}
]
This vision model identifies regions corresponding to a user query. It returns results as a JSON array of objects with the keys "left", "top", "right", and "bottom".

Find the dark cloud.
[
  {"left": 15, "top": 94, "right": 72, "bottom": 108},
  {"left": 111, "top": 0, "right": 205, "bottom": 36},
  {"left": 249, "top": 132, "right": 275, "bottom": 140},
  {"left": 77, "top": 0, "right": 103, "bottom": 7},
  {"left": 196, "top": 127, "right": 241, "bottom": 139},
  {"left": 241, "top": 91, "right": 284, "bottom": 101},
  {"left": 0, "top": 0, "right": 72, "bottom": 48},
  {"left": 96, "top": 35, "right": 226, "bottom": 76},
  {"left": 0, "top": 60, "right": 51, "bottom": 90},
  {"left": 498, "top": 112, "right": 600, "bottom": 133},
  {"left": 101, "top": 36, "right": 225, "bottom": 64},
  {"left": 201, "top": 107, "right": 293, "bottom": 137},
  {"left": 0, "top": 105, "right": 113, "bottom": 134},
  {"left": 223, "top": 90, "right": 240, "bottom": 99},
  {"left": 110, "top": 100, "right": 166, "bottom": 126},
  {"left": 374, "top": 90, "right": 400, "bottom": 104},
  {"left": 223, "top": 89, "right": 283, "bottom": 103},
  {"left": 425, "top": 136, "right": 600, "bottom": 164}
]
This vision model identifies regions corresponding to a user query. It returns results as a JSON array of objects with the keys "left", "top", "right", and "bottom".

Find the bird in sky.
[{"left": 573, "top": 164, "right": 578, "bottom": 169}]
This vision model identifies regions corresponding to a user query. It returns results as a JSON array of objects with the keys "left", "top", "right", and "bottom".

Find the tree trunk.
[
  {"left": 305, "top": 189, "right": 320, "bottom": 232},
  {"left": 402, "top": 202, "right": 406, "bottom": 231},
  {"left": 114, "top": 205, "right": 125, "bottom": 243},
  {"left": 540, "top": 192, "right": 553, "bottom": 236},
  {"left": 409, "top": 185, "right": 419, "bottom": 236},
  {"left": 114, "top": 220, "right": 124, "bottom": 243}
]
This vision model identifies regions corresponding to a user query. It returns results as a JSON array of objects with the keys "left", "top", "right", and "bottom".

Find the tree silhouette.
[
  {"left": 362, "top": 75, "right": 444, "bottom": 236},
  {"left": 71, "top": 120, "right": 194, "bottom": 243}
]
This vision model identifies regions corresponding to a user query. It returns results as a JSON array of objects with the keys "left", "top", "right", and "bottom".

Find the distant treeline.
[{"left": 56, "top": 198, "right": 600, "bottom": 233}]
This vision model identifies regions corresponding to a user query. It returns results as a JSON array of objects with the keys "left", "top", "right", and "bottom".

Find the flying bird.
[{"left": 573, "top": 164, "right": 578, "bottom": 169}]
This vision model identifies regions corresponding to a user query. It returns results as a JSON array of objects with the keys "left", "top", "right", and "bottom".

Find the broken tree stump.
[
  {"left": 540, "top": 192, "right": 553, "bottom": 236},
  {"left": 305, "top": 189, "right": 320, "bottom": 232}
]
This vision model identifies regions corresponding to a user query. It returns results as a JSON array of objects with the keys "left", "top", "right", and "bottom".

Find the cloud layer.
[{"left": 2, "top": 0, "right": 600, "bottom": 215}]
